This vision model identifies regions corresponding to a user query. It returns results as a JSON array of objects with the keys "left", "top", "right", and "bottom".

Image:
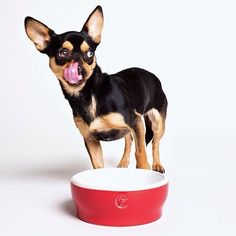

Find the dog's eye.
[
  {"left": 87, "top": 50, "right": 94, "bottom": 58},
  {"left": 57, "top": 48, "right": 70, "bottom": 60}
]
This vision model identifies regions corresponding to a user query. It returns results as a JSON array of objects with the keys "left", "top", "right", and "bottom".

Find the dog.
[{"left": 24, "top": 5, "right": 167, "bottom": 173}]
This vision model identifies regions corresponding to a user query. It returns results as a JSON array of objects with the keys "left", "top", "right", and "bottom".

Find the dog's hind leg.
[
  {"left": 132, "top": 113, "right": 151, "bottom": 170},
  {"left": 117, "top": 132, "right": 133, "bottom": 168},
  {"left": 147, "top": 109, "right": 166, "bottom": 173}
]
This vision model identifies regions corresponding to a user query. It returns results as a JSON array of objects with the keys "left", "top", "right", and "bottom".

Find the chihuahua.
[{"left": 24, "top": 5, "right": 167, "bottom": 173}]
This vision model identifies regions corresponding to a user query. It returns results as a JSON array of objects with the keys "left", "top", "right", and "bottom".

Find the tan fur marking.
[
  {"left": 89, "top": 96, "right": 97, "bottom": 118},
  {"left": 74, "top": 112, "right": 128, "bottom": 138},
  {"left": 89, "top": 112, "right": 128, "bottom": 133},
  {"left": 146, "top": 108, "right": 165, "bottom": 173},
  {"left": 80, "top": 41, "right": 89, "bottom": 52},
  {"left": 49, "top": 57, "right": 65, "bottom": 77},
  {"left": 146, "top": 109, "right": 163, "bottom": 131},
  {"left": 62, "top": 41, "right": 73, "bottom": 51}
]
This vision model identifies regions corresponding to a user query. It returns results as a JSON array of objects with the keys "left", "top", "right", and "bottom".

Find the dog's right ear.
[
  {"left": 24, "top": 17, "right": 55, "bottom": 52},
  {"left": 82, "top": 6, "right": 104, "bottom": 45}
]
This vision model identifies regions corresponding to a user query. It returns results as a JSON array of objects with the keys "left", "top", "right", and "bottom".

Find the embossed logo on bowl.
[{"left": 115, "top": 194, "right": 128, "bottom": 209}]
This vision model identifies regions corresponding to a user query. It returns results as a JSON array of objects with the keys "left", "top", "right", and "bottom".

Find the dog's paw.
[
  {"left": 152, "top": 163, "right": 165, "bottom": 173},
  {"left": 117, "top": 159, "right": 129, "bottom": 168}
]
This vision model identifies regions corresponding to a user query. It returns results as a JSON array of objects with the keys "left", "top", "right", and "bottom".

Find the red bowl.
[{"left": 71, "top": 168, "right": 168, "bottom": 226}]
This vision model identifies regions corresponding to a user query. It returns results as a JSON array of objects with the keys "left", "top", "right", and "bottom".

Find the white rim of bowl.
[{"left": 71, "top": 168, "right": 169, "bottom": 191}]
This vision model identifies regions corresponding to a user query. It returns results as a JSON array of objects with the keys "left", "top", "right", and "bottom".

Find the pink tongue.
[{"left": 63, "top": 62, "right": 83, "bottom": 84}]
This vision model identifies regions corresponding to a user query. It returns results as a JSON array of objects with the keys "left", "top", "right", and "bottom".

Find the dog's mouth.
[{"left": 63, "top": 62, "right": 84, "bottom": 85}]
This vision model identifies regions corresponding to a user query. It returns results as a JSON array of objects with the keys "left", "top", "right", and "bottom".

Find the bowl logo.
[{"left": 115, "top": 194, "right": 128, "bottom": 209}]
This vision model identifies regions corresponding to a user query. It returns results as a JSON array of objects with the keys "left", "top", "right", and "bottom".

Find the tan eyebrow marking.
[
  {"left": 62, "top": 41, "right": 73, "bottom": 50},
  {"left": 80, "top": 40, "right": 90, "bottom": 52}
]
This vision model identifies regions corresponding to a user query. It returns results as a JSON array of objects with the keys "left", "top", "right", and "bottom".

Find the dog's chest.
[
  {"left": 74, "top": 112, "right": 129, "bottom": 141},
  {"left": 71, "top": 95, "right": 130, "bottom": 141}
]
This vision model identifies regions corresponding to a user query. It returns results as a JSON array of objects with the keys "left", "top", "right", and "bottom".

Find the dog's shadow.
[
  {"left": 16, "top": 155, "right": 91, "bottom": 219},
  {"left": 18, "top": 156, "right": 92, "bottom": 182}
]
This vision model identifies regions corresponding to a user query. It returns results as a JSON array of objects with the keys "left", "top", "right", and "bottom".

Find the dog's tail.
[{"left": 144, "top": 115, "right": 153, "bottom": 145}]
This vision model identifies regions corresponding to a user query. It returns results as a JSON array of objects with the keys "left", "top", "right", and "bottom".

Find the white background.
[{"left": 1, "top": 0, "right": 236, "bottom": 235}]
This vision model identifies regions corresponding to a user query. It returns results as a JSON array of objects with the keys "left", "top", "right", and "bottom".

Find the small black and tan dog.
[{"left": 24, "top": 5, "right": 167, "bottom": 173}]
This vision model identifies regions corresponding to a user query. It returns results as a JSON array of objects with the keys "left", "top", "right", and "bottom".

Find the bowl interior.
[{"left": 71, "top": 168, "right": 168, "bottom": 191}]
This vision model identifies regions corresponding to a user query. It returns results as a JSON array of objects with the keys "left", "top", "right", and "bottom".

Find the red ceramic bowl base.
[
  {"left": 71, "top": 183, "right": 168, "bottom": 227},
  {"left": 76, "top": 209, "right": 162, "bottom": 227}
]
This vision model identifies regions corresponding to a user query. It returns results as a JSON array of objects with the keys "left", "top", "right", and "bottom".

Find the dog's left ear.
[
  {"left": 82, "top": 5, "right": 104, "bottom": 44},
  {"left": 24, "top": 17, "right": 55, "bottom": 52}
]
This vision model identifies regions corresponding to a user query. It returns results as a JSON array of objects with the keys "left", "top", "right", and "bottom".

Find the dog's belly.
[{"left": 92, "top": 129, "right": 129, "bottom": 141}]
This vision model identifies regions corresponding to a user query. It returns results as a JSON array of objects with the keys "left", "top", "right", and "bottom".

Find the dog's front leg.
[
  {"left": 117, "top": 132, "right": 133, "bottom": 168},
  {"left": 132, "top": 114, "right": 151, "bottom": 170},
  {"left": 84, "top": 137, "right": 104, "bottom": 169}
]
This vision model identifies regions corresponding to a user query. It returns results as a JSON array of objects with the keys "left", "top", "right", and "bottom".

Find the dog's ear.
[
  {"left": 24, "top": 17, "right": 55, "bottom": 52},
  {"left": 82, "top": 5, "right": 104, "bottom": 44}
]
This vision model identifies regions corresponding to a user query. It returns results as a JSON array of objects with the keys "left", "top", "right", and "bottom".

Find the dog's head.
[{"left": 24, "top": 6, "right": 103, "bottom": 95}]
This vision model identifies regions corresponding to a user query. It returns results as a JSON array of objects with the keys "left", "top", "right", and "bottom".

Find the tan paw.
[
  {"left": 152, "top": 163, "right": 165, "bottom": 173},
  {"left": 117, "top": 159, "right": 129, "bottom": 168}
]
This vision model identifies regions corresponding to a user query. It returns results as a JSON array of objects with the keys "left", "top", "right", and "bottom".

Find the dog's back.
[{"left": 114, "top": 67, "right": 167, "bottom": 115}]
